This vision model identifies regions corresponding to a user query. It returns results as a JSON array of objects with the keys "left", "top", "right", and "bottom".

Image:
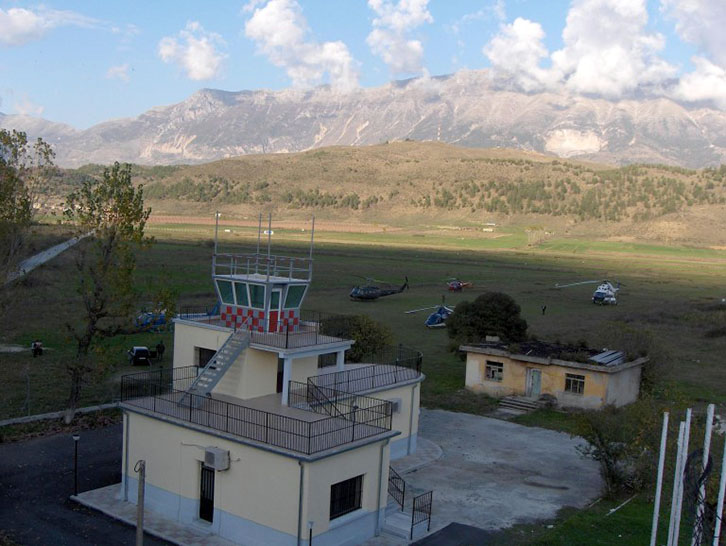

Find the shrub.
[{"left": 446, "top": 292, "right": 528, "bottom": 349}]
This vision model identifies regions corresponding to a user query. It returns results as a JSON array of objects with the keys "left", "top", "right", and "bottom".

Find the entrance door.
[
  {"left": 526, "top": 369, "right": 542, "bottom": 398},
  {"left": 269, "top": 289, "right": 282, "bottom": 332},
  {"left": 199, "top": 464, "right": 215, "bottom": 522}
]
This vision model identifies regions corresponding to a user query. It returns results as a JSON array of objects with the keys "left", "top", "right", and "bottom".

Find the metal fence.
[
  {"left": 120, "top": 367, "right": 392, "bottom": 455},
  {"left": 388, "top": 466, "right": 406, "bottom": 511},
  {"left": 310, "top": 344, "right": 422, "bottom": 393},
  {"left": 411, "top": 491, "right": 433, "bottom": 539}
]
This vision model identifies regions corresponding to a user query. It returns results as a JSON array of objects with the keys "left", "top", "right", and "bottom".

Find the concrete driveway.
[{"left": 404, "top": 409, "right": 602, "bottom": 534}]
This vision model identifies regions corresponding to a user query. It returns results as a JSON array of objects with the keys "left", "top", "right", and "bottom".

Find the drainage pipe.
[
  {"left": 297, "top": 461, "right": 305, "bottom": 546},
  {"left": 375, "top": 439, "right": 390, "bottom": 535}
]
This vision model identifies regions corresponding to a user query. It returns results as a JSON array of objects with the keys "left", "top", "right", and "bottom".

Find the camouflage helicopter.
[{"left": 349, "top": 276, "right": 409, "bottom": 301}]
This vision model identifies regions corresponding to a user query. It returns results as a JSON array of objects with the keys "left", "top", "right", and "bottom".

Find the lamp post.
[
  {"left": 72, "top": 434, "right": 80, "bottom": 496},
  {"left": 214, "top": 211, "right": 221, "bottom": 255},
  {"left": 307, "top": 520, "right": 314, "bottom": 545}
]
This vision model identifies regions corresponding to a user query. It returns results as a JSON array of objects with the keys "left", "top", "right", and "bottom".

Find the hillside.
[
  {"left": 52, "top": 142, "right": 726, "bottom": 246},
  {"left": 4, "top": 69, "right": 726, "bottom": 168}
]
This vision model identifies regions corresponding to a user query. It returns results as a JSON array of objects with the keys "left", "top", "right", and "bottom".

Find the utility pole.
[{"left": 135, "top": 460, "right": 146, "bottom": 546}]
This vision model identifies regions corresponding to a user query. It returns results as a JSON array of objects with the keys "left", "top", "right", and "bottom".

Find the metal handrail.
[{"left": 120, "top": 367, "right": 392, "bottom": 455}]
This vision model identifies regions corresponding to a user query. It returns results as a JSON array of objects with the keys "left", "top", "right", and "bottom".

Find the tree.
[
  {"left": 63, "top": 162, "right": 154, "bottom": 413},
  {"left": 0, "top": 129, "right": 55, "bottom": 282},
  {"left": 320, "top": 314, "right": 394, "bottom": 362},
  {"left": 446, "top": 292, "right": 528, "bottom": 348}
]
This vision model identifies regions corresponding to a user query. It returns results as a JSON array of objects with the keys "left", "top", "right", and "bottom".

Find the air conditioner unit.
[{"left": 204, "top": 447, "right": 230, "bottom": 471}]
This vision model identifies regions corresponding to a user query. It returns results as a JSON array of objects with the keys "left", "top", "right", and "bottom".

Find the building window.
[
  {"left": 485, "top": 361, "right": 503, "bottom": 382},
  {"left": 249, "top": 284, "right": 265, "bottom": 309},
  {"left": 216, "top": 280, "right": 234, "bottom": 305},
  {"left": 284, "top": 285, "right": 306, "bottom": 309},
  {"left": 234, "top": 282, "right": 249, "bottom": 306},
  {"left": 330, "top": 475, "right": 363, "bottom": 520},
  {"left": 565, "top": 373, "right": 585, "bottom": 395},
  {"left": 196, "top": 347, "right": 216, "bottom": 368}
]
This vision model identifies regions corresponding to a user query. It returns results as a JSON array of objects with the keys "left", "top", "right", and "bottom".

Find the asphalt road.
[{"left": 0, "top": 423, "right": 170, "bottom": 545}]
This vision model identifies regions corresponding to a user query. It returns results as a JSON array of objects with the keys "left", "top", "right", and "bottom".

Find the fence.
[
  {"left": 121, "top": 367, "right": 392, "bottom": 455},
  {"left": 411, "top": 491, "right": 433, "bottom": 539},
  {"left": 388, "top": 466, "right": 406, "bottom": 511},
  {"left": 310, "top": 344, "right": 422, "bottom": 393}
]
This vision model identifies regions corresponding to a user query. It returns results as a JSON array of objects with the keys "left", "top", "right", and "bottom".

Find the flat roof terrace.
[{"left": 120, "top": 367, "right": 394, "bottom": 457}]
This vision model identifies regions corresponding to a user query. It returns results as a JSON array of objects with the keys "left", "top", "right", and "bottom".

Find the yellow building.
[
  {"left": 462, "top": 341, "right": 647, "bottom": 409},
  {"left": 119, "top": 226, "right": 425, "bottom": 545}
]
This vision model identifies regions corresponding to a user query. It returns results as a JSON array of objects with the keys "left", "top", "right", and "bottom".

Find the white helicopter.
[{"left": 555, "top": 280, "right": 621, "bottom": 305}]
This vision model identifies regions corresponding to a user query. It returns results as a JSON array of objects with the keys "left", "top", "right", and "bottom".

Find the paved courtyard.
[{"left": 398, "top": 409, "right": 603, "bottom": 536}]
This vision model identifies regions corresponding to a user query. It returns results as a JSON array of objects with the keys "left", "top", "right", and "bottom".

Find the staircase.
[
  {"left": 182, "top": 330, "right": 251, "bottom": 405},
  {"left": 498, "top": 395, "right": 544, "bottom": 413},
  {"left": 383, "top": 466, "right": 433, "bottom": 541}
]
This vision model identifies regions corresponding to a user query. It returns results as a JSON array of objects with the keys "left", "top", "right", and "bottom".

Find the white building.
[{"left": 119, "top": 224, "right": 426, "bottom": 545}]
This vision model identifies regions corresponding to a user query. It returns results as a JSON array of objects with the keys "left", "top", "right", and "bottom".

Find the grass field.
[{"left": 2, "top": 219, "right": 725, "bottom": 542}]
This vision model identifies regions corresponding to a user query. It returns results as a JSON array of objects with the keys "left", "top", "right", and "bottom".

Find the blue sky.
[{"left": 1, "top": 1, "right": 724, "bottom": 128}]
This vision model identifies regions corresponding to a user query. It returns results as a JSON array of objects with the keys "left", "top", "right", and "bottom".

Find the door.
[
  {"left": 526, "top": 369, "right": 542, "bottom": 398},
  {"left": 276, "top": 358, "right": 284, "bottom": 394},
  {"left": 268, "top": 289, "right": 282, "bottom": 332},
  {"left": 199, "top": 464, "right": 215, "bottom": 522}
]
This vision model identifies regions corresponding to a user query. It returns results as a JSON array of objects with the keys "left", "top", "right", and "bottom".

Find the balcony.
[
  {"left": 120, "top": 366, "right": 394, "bottom": 456},
  {"left": 176, "top": 308, "right": 350, "bottom": 350}
]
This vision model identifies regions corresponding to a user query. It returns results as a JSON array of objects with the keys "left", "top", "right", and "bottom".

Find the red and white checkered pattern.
[
  {"left": 280, "top": 309, "right": 300, "bottom": 332},
  {"left": 221, "top": 306, "right": 266, "bottom": 332}
]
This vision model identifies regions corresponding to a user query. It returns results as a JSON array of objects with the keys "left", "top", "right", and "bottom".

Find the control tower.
[{"left": 212, "top": 214, "right": 314, "bottom": 333}]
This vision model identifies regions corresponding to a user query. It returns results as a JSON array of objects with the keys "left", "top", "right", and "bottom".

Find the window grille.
[{"left": 330, "top": 475, "right": 363, "bottom": 520}]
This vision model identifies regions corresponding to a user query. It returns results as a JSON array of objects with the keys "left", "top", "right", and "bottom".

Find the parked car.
[{"left": 128, "top": 346, "right": 151, "bottom": 366}]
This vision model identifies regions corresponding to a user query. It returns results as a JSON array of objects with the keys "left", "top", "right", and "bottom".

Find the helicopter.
[
  {"left": 446, "top": 278, "right": 473, "bottom": 292},
  {"left": 405, "top": 297, "right": 455, "bottom": 328},
  {"left": 350, "top": 276, "right": 409, "bottom": 301},
  {"left": 555, "top": 280, "right": 621, "bottom": 305}
]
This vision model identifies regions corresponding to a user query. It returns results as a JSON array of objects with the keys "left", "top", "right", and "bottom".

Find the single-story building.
[{"left": 461, "top": 340, "right": 648, "bottom": 409}]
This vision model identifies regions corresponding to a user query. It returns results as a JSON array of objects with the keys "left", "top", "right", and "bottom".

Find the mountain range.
[{"left": 2, "top": 70, "right": 726, "bottom": 169}]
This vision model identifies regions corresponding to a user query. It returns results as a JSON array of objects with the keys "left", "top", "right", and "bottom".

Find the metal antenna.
[
  {"left": 256, "top": 213, "right": 262, "bottom": 255},
  {"left": 267, "top": 213, "right": 272, "bottom": 279},
  {"left": 307, "top": 216, "right": 316, "bottom": 279},
  {"left": 213, "top": 210, "right": 220, "bottom": 255}
]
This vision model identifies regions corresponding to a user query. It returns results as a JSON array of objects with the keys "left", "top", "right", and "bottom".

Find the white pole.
[
  {"left": 668, "top": 421, "right": 686, "bottom": 546},
  {"left": 713, "top": 435, "right": 726, "bottom": 546},
  {"left": 214, "top": 211, "right": 220, "bottom": 255},
  {"left": 673, "top": 409, "right": 693, "bottom": 546},
  {"left": 651, "top": 411, "right": 670, "bottom": 546},
  {"left": 692, "top": 404, "right": 715, "bottom": 546}
]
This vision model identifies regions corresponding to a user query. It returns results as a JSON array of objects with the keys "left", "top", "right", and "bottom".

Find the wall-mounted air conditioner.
[{"left": 204, "top": 447, "right": 230, "bottom": 471}]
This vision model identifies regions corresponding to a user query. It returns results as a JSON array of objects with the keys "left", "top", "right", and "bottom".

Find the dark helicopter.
[{"left": 350, "top": 276, "right": 409, "bottom": 301}]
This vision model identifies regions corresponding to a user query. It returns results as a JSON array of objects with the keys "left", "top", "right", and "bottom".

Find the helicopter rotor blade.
[
  {"left": 554, "top": 280, "right": 601, "bottom": 288},
  {"left": 405, "top": 306, "right": 440, "bottom": 314}
]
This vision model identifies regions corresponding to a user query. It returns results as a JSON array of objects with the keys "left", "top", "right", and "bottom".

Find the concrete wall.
[
  {"left": 173, "top": 321, "right": 230, "bottom": 368},
  {"left": 291, "top": 356, "right": 319, "bottom": 384},
  {"left": 303, "top": 440, "right": 389, "bottom": 542},
  {"left": 465, "top": 352, "right": 629, "bottom": 409},
  {"left": 123, "top": 411, "right": 389, "bottom": 545},
  {"left": 366, "top": 382, "right": 419, "bottom": 459},
  {"left": 605, "top": 365, "right": 642, "bottom": 407}
]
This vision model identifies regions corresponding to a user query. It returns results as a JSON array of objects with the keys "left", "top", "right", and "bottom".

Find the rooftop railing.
[
  {"left": 311, "top": 345, "right": 423, "bottom": 393},
  {"left": 213, "top": 252, "right": 312, "bottom": 282},
  {"left": 120, "top": 366, "right": 392, "bottom": 455}
]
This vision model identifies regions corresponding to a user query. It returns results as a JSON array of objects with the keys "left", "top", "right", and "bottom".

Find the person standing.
[{"left": 156, "top": 340, "right": 165, "bottom": 361}]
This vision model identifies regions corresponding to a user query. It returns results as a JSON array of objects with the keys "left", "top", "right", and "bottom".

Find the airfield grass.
[{"left": 2, "top": 222, "right": 725, "bottom": 541}]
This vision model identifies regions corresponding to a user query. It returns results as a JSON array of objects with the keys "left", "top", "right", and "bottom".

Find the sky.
[{"left": 1, "top": 0, "right": 725, "bottom": 129}]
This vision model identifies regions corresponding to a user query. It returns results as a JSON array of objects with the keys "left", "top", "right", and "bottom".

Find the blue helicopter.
[{"left": 405, "top": 297, "right": 456, "bottom": 328}]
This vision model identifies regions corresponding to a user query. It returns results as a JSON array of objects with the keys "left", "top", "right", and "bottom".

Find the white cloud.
[
  {"left": 367, "top": 0, "right": 433, "bottom": 76},
  {"left": 244, "top": 0, "right": 358, "bottom": 91},
  {"left": 106, "top": 63, "right": 130, "bottom": 82},
  {"left": 14, "top": 95, "right": 44, "bottom": 116},
  {"left": 0, "top": 7, "right": 98, "bottom": 46},
  {"left": 662, "top": 0, "right": 726, "bottom": 67},
  {"left": 661, "top": 0, "right": 726, "bottom": 107},
  {"left": 483, "top": 0, "right": 676, "bottom": 99},
  {"left": 158, "top": 22, "right": 226, "bottom": 81},
  {"left": 484, "top": 17, "right": 552, "bottom": 92},
  {"left": 671, "top": 56, "right": 726, "bottom": 109},
  {"left": 551, "top": 0, "right": 675, "bottom": 97}
]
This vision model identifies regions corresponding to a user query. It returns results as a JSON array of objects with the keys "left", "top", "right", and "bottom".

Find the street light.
[
  {"left": 308, "top": 520, "right": 314, "bottom": 545},
  {"left": 72, "top": 434, "right": 80, "bottom": 496}
]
